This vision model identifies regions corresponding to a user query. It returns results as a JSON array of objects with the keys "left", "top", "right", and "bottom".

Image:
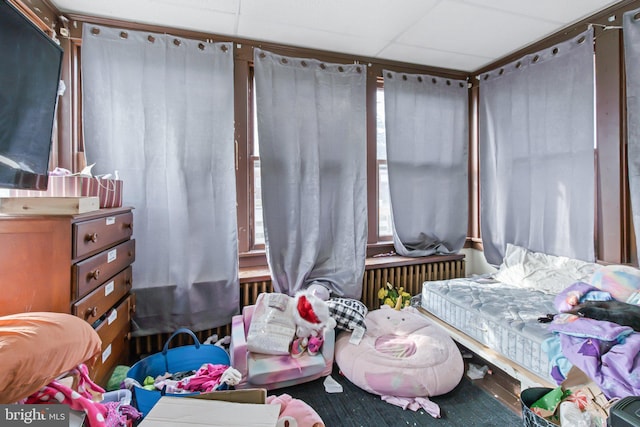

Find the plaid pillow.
[{"left": 327, "top": 297, "right": 368, "bottom": 332}]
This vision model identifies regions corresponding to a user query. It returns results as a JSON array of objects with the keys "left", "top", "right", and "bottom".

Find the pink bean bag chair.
[{"left": 335, "top": 306, "right": 463, "bottom": 399}]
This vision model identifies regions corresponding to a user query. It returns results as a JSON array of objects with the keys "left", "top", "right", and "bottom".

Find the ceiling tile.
[
  {"left": 53, "top": 0, "right": 238, "bottom": 35},
  {"left": 378, "top": 42, "right": 493, "bottom": 72},
  {"left": 53, "top": 0, "right": 239, "bottom": 15},
  {"left": 239, "top": 0, "right": 439, "bottom": 40},
  {"left": 153, "top": 0, "right": 239, "bottom": 14},
  {"left": 398, "top": 1, "right": 561, "bottom": 59},
  {"left": 237, "top": 14, "right": 387, "bottom": 57},
  {"left": 458, "top": 0, "right": 621, "bottom": 24}
]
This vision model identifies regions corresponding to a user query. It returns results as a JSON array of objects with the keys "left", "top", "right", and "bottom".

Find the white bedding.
[{"left": 494, "top": 243, "right": 597, "bottom": 294}]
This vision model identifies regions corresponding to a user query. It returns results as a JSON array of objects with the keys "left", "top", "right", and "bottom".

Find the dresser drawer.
[
  {"left": 72, "top": 266, "right": 133, "bottom": 324},
  {"left": 92, "top": 294, "right": 134, "bottom": 387},
  {"left": 73, "top": 211, "right": 133, "bottom": 259},
  {"left": 95, "top": 294, "right": 132, "bottom": 348},
  {"left": 73, "top": 239, "right": 135, "bottom": 299}
]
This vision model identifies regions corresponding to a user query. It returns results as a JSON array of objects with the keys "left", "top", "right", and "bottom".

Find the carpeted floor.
[{"left": 269, "top": 364, "right": 523, "bottom": 426}]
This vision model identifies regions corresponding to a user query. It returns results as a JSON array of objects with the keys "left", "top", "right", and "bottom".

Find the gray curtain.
[
  {"left": 253, "top": 48, "right": 367, "bottom": 298},
  {"left": 624, "top": 9, "right": 640, "bottom": 266},
  {"left": 479, "top": 29, "right": 595, "bottom": 266},
  {"left": 82, "top": 25, "right": 238, "bottom": 335},
  {"left": 383, "top": 71, "right": 468, "bottom": 256}
]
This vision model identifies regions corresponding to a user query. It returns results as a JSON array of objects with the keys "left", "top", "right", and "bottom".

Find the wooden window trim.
[{"left": 240, "top": 253, "right": 465, "bottom": 283}]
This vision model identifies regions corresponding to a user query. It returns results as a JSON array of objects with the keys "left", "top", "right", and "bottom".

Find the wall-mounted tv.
[{"left": 0, "top": 0, "right": 63, "bottom": 191}]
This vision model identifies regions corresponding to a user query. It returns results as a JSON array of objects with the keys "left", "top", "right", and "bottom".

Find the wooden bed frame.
[{"left": 417, "top": 307, "right": 556, "bottom": 391}]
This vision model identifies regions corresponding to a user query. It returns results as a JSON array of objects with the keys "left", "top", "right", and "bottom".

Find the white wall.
[{"left": 461, "top": 248, "right": 497, "bottom": 277}]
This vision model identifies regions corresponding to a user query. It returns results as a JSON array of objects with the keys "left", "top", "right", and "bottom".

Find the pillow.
[
  {"left": 590, "top": 264, "right": 640, "bottom": 303},
  {"left": 246, "top": 293, "right": 296, "bottom": 355},
  {"left": 326, "top": 298, "right": 367, "bottom": 332},
  {"left": 0, "top": 312, "right": 102, "bottom": 404},
  {"left": 494, "top": 244, "right": 597, "bottom": 294}
]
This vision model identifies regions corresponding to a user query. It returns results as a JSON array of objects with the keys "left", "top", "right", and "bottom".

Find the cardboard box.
[
  {"left": 137, "top": 389, "right": 279, "bottom": 427},
  {"left": 189, "top": 388, "right": 267, "bottom": 404},
  {"left": 6, "top": 175, "right": 123, "bottom": 209},
  {"left": 0, "top": 196, "right": 100, "bottom": 214},
  {"left": 8, "top": 175, "right": 94, "bottom": 198}
]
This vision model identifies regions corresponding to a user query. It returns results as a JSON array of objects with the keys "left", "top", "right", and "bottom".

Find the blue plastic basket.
[{"left": 127, "top": 328, "right": 230, "bottom": 417}]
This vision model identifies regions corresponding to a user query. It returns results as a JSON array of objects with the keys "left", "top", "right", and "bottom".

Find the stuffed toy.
[
  {"left": 289, "top": 289, "right": 337, "bottom": 358},
  {"left": 291, "top": 290, "right": 337, "bottom": 339},
  {"left": 267, "top": 393, "right": 325, "bottom": 427},
  {"left": 306, "top": 281, "right": 331, "bottom": 301},
  {"left": 378, "top": 282, "right": 411, "bottom": 310}
]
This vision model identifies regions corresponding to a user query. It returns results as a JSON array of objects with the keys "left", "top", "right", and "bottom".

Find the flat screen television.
[{"left": 0, "top": 0, "right": 63, "bottom": 190}]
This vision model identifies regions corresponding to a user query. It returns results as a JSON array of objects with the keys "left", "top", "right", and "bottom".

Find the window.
[
  {"left": 377, "top": 86, "right": 392, "bottom": 239},
  {"left": 250, "top": 77, "right": 265, "bottom": 248},
  {"left": 249, "top": 78, "right": 392, "bottom": 251}
]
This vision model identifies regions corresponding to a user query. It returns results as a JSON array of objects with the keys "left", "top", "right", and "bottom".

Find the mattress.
[{"left": 420, "top": 276, "right": 557, "bottom": 383}]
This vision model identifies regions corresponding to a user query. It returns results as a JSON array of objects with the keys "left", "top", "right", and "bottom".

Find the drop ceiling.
[{"left": 49, "top": 0, "right": 624, "bottom": 72}]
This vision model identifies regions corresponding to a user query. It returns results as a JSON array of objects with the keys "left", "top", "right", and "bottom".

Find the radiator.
[
  {"left": 132, "top": 258, "right": 464, "bottom": 357},
  {"left": 361, "top": 257, "right": 465, "bottom": 310}
]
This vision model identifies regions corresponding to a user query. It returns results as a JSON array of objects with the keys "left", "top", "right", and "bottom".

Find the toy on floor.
[
  {"left": 378, "top": 282, "right": 411, "bottom": 310},
  {"left": 267, "top": 393, "right": 325, "bottom": 427},
  {"left": 230, "top": 291, "right": 337, "bottom": 390},
  {"left": 292, "top": 289, "right": 336, "bottom": 339},
  {"left": 291, "top": 289, "right": 337, "bottom": 358},
  {"left": 334, "top": 305, "right": 464, "bottom": 418}
]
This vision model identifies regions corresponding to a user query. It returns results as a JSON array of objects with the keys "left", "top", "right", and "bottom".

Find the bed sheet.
[{"left": 420, "top": 276, "right": 556, "bottom": 383}]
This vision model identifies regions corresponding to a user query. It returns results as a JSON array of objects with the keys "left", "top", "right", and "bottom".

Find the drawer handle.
[
  {"left": 90, "top": 269, "right": 101, "bottom": 280},
  {"left": 85, "top": 306, "right": 98, "bottom": 319},
  {"left": 86, "top": 232, "right": 99, "bottom": 243},
  {"left": 124, "top": 223, "right": 133, "bottom": 231}
]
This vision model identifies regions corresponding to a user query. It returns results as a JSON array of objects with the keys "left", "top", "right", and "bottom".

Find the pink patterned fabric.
[
  {"left": 590, "top": 265, "right": 640, "bottom": 302},
  {"left": 374, "top": 334, "right": 417, "bottom": 358},
  {"left": 381, "top": 395, "right": 441, "bottom": 418},
  {"left": 335, "top": 307, "right": 463, "bottom": 400},
  {"left": 26, "top": 364, "right": 108, "bottom": 427},
  {"left": 179, "top": 363, "right": 229, "bottom": 392},
  {"left": 102, "top": 401, "right": 128, "bottom": 426},
  {"left": 246, "top": 350, "right": 327, "bottom": 386}
]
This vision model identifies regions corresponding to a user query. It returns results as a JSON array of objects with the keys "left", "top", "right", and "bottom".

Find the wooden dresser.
[{"left": 0, "top": 207, "right": 136, "bottom": 386}]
